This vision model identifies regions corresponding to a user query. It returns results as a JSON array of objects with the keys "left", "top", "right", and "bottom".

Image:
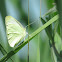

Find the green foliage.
[
  {"left": 0, "top": 14, "right": 58, "bottom": 62},
  {"left": 0, "top": 0, "right": 62, "bottom": 62},
  {"left": 41, "top": 4, "right": 62, "bottom": 62},
  {"left": 55, "top": 0, "right": 62, "bottom": 38}
]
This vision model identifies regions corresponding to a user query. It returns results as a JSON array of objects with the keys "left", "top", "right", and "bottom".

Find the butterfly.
[{"left": 5, "top": 16, "right": 27, "bottom": 47}]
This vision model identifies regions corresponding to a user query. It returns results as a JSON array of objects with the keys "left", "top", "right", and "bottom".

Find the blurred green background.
[{"left": 0, "top": 0, "right": 54, "bottom": 62}]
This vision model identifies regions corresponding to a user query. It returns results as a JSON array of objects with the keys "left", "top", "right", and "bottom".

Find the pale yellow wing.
[{"left": 5, "top": 16, "right": 26, "bottom": 47}]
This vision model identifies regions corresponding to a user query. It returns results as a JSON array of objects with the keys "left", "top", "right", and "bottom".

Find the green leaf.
[
  {"left": 43, "top": 6, "right": 57, "bottom": 17},
  {"left": 41, "top": 17, "right": 52, "bottom": 40},
  {"left": 55, "top": 0, "right": 62, "bottom": 38},
  {"left": 54, "top": 33, "right": 62, "bottom": 53}
]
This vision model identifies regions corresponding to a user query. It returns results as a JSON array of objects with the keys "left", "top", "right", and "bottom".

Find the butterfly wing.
[{"left": 5, "top": 16, "right": 26, "bottom": 47}]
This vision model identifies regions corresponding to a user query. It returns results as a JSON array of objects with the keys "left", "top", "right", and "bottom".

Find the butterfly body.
[{"left": 5, "top": 16, "right": 26, "bottom": 47}]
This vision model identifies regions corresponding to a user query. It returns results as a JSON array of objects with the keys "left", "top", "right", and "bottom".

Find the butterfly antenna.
[{"left": 25, "top": 20, "right": 38, "bottom": 28}]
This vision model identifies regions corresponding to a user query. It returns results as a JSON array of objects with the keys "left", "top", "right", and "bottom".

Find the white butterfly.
[{"left": 5, "top": 16, "right": 27, "bottom": 47}]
